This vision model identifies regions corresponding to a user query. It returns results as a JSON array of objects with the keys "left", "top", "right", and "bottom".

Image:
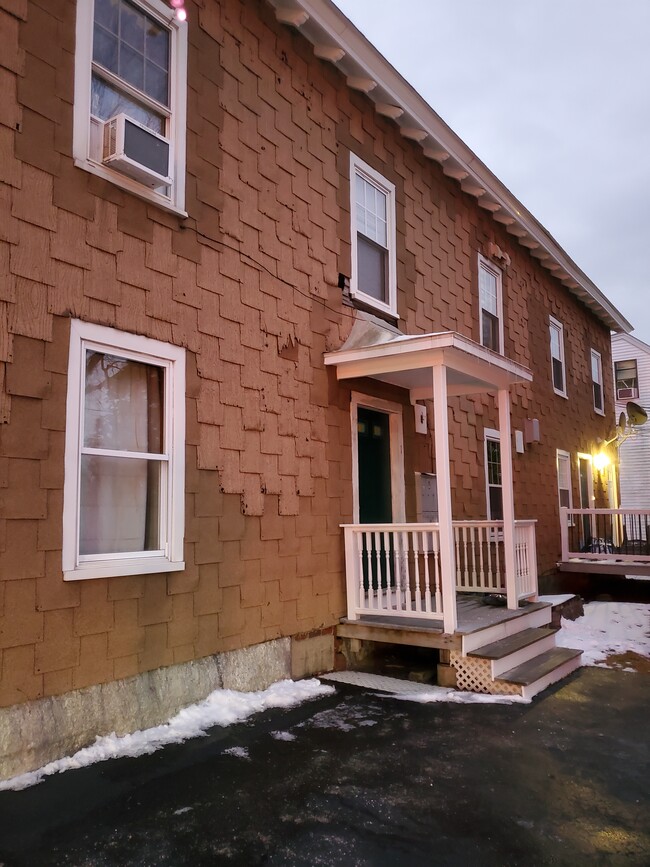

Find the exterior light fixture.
[{"left": 593, "top": 452, "right": 610, "bottom": 473}]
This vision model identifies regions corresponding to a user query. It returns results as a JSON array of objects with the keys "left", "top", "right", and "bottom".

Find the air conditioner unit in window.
[
  {"left": 102, "top": 114, "right": 171, "bottom": 189},
  {"left": 617, "top": 387, "right": 638, "bottom": 400}
]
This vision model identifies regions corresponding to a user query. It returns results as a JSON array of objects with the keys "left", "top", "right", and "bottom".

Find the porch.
[
  {"left": 325, "top": 326, "right": 537, "bottom": 636},
  {"left": 559, "top": 507, "right": 650, "bottom": 576}
]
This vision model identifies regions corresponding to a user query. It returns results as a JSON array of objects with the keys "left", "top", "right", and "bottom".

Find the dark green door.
[
  {"left": 357, "top": 407, "right": 393, "bottom": 589},
  {"left": 358, "top": 407, "right": 393, "bottom": 523}
]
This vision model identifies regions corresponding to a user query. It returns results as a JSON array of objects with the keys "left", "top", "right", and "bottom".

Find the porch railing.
[
  {"left": 342, "top": 520, "right": 538, "bottom": 625},
  {"left": 560, "top": 508, "right": 650, "bottom": 562}
]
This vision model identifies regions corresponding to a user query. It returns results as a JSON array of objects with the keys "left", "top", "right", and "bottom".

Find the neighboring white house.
[{"left": 611, "top": 333, "right": 650, "bottom": 539}]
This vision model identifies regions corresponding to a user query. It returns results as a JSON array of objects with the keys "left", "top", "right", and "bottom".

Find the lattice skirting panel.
[{"left": 450, "top": 651, "right": 522, "bottom": 697}]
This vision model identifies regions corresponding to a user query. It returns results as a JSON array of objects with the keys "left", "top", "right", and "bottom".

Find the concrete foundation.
[{"left": 0, "top": 638, "right": 292, "bottom": 782}]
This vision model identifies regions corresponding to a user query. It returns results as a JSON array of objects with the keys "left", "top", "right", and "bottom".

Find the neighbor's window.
[
  {"left": 591, "top": 349, "right": 604, "bottom": 414},
  {"left": 73, "top": 0, "right": 187, "bottom": 212},
  {"left": 349, "top": 153, "right": 397, "bottom": 317},
  {"left": 614, "top": 359, "right": 639, "bottom": 400},
  {"left": 484, "top": 430, "right": 503, "bottom": 521},
  {"left": 478, "top": 256, "right": 503, "bottom": 353},
  {"left": 556, "top": 450, "right": 573, "bottom": 521},
  {"left": 63, "top": 320, "right": 185, "bottom": 580},
  {"left": 549, "top": 316, "right": 567, "bottom": 396}
]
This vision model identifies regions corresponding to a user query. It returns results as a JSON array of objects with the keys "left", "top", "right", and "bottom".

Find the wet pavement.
[{"left": 0, "top": 667, "right": 648, "bottom": 866}]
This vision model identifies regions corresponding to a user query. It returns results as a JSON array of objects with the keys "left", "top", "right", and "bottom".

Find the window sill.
[
  {"left": 594, "top": 407, "right": 605, "bottom": 416},
  {"left": 73, "top": 157, "right": 188, "bottom": 218},
  {"left": 553, "top": 388, "right": 569, "bottom": 399},
  {"left": 349, "top": 289, "right": 399, "bottom": 322},
  {"left": 64, "top": 558, "right": 185, "bottom": 581}
]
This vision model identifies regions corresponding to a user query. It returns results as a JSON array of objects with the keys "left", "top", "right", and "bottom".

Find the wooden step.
[
  {"left": 497, "top": 647, "right": 582, "bottom": 687},
  {"left": 468, "top": 627, "right": 558, "bottom": 660}
]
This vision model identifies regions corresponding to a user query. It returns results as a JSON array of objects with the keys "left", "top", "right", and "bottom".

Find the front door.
[
  {"left": 357, "top": 406, "right": 394, "bottom": 589},
  {"left": 357, "top": 407, "right": 393, "bottom": 524}
]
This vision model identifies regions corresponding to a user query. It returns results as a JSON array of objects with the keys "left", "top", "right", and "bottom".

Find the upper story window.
[
  {"left": 590, "top": 349, "right": 604, "bottom": 414},
  {"left": 484, "top": 429, "right": 503, "bottom": 521},
  {"left": 63, "top": 320, "right": 185, "bottom": 580},
  {"left": 349, "top": 153, "right": 397, "bottom": 318},
  {"left": 74, "top": 0, "right": 187, "bottom": 214},
  {"left": 614, "top": 359, "right": 639, "bottom": 401},
  {"left": 478, "top": 255, "right": 503, "bottom": 353},
  {"left": 549, "top": 316, "right": 567, "bottom": 397}
]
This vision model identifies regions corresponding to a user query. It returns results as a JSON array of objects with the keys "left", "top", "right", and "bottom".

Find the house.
[
  {"left": 611, "top": 332, "right": 650, "bottom": 542},
  {"left": 0, "top": 0, "right": 632, "bottom": 779}
]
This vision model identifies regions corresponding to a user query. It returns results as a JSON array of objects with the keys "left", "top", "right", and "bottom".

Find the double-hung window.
[
  {"left": 614, "top": 359, "right": 639, "bottom": 400},
  {"left": 478, "top": 256, "right": 503, "bottom": 353},
  {"left": 349, "top": 153, "right": 397, "bottom": 318},
  {"left": 556, "top": 450, "right": 573, "bottom": 523},
  {"left": 73, "top": 0, "right": 187, "bottom": 213},
  {"left": 549, "top": 316, "right": 567, "bottom": 396},
  {"left": 63, "top": 320, "right": 185, "bottom": 580},
  {"left": 590, "top": 349, "right": 604, "bottom": 414},
  {"left": 484, "top": 430, "right": 503, "bottom": 521}
]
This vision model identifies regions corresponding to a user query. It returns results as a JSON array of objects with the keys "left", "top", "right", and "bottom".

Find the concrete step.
[
  {"left": 468, "top": 627, "right": 559, "bottom": 678},
  {"left": 496, "top": 647, "right": 583, "bottom": 701}
]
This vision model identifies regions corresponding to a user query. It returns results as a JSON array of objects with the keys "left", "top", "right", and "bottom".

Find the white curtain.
[{"left": 79, "top": 352, "right": 162, "bottom": 555}]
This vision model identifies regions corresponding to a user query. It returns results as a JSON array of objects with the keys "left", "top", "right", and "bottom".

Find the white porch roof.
[{"left": 324, "top": 323, "right": 533, "bottom": 398}]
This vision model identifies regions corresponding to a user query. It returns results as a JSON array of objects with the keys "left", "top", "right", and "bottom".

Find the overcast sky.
[{"left": 333, "top": 0, "right": 650, "bottom": 345}]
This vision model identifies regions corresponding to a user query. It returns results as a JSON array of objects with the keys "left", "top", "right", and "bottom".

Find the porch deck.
[
  {"left": 559, "top": 508, "right": 650, "bottom": 577},
  {"left": 337, "top": 596, "right": 552, "bottom": 651}
]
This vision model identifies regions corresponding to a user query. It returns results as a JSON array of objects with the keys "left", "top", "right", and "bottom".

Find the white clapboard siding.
[{"left": 611, "top": 334, "right": 650, "bottom": 519}]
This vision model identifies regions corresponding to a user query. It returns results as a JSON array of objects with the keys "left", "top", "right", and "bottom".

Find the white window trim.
[
  {"left": 73, "top": 0, "right": 188, "bottom": 216},
  {"left": 62, "top": 319, "right": 185, "bottom": 580},
  {"left": 350, "top": 393, "right": 405, "bottom": 524},
  {"left": 556, "top": 449, "right": 573, "bottom": 525},
  {"left": 477, "top": 255, "right": 504, "bottom": 354},
  {"left": 349, "top": 153, "right": 398, "bottom": 319},
  {"left": 483, "top": 428, "right": 502, "bottom": 522},
  {"left": 549, "top": 315, "right": 567, "bottom": 398},
  {"left": 590, "top": 348, "right": 605, "bottom": 415}
]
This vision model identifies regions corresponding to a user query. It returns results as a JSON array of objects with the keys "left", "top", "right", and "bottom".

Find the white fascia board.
[
  {"left": 324, "top": 330, "right": 533, "bottom": 384},
  {"left": 276, "top": 0, "right": 632, "bottom": 335}
]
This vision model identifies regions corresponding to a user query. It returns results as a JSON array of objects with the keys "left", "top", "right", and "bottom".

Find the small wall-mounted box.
[{"left": 524, "top": 418, "right": 540, "bottom": 444}]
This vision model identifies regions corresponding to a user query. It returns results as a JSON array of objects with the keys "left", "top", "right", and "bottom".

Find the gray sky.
[{"left": 333, "top": 0, "right": 650, "bottom": 344}]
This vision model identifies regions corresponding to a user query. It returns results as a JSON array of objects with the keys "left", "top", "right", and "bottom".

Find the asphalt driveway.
[{"left": 0, "top": 667, "right": 648, "bottom": 866}]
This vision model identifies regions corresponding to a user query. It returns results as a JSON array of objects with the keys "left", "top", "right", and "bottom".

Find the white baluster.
[{"left": 421, "top": 530, "right": 432, "bottom": 613}]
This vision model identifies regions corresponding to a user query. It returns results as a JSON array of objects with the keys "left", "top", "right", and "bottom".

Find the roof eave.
[{"left": 268, "top": 0, "right": 632, "bottom": 334}]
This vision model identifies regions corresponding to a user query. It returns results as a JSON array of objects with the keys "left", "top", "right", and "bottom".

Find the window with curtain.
[
  {"left": 80, "top": 351, "right": 164, "bottom": 555},
  {"left": 63, "top": 320, "right": 185, "bottom": 580}
]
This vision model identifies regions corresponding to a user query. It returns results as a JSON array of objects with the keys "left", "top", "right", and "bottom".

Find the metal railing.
[{"left": 560, "top": 508, "right": 650, "bottom": 562}]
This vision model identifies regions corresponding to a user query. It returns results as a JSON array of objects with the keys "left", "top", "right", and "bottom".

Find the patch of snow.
[
  {"left": 270, "top": 730, "right": 296, "bottom": 741},
  {"left": 557, "top": 602, "right": 650, "bottom": 667},
  {"left": 174, "top": 806, "right": 193, "bottom": 816},
  {"left": 223, "top": 746, "right": 249, "bottom": 760},
  {"left": 0, "top": 678, "right": 333, "bottom": 793},
  {"left": 389, "top": 688, "right": 530, "bottom": 705},
  {"left": 538, "top": 594, "right": 576, "bottom": 605}
]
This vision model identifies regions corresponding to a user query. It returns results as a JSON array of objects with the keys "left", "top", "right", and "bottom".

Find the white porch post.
[
  {"left": 432, "top": 363, "right": 457, "bottom": 633},
  {"left": 497, "top": 387, "right": 518, "bottom": 609}
]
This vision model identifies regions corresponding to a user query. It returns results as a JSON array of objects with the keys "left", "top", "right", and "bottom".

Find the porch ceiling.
[{"left": 324, "top": 330, "right": 533, "bottom": 397}]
